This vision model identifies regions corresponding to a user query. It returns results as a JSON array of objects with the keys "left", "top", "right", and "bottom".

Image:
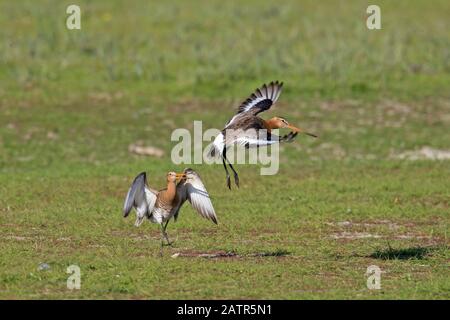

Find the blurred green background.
[{"left": 0, "top": 0, "right": 448, "bottom": 299}]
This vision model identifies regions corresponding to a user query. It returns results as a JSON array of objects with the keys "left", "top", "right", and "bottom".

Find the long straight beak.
[
  {"left": 176, "top": 173, "right": 186, "bottom": 180},
  {"left": 287, "top": 125, "right": 318, "bottom": 138}
]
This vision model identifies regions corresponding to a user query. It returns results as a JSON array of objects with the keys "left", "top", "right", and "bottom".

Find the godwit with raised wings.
[
  {"left": 123, "top": 168, "right": 217, "bottom": 247},
  {"left": 210, "top": 81, "right": 317, "bottom": 189}
]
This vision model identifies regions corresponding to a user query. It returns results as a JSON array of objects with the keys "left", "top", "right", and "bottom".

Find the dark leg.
[
  {"left": 159, "top": 223, "right": 165, "bottom": 256},
  {"left": 227, "top": 161, "right": 239, "bottom": 188},
  {"left": 222, "top": 155, "right": 231, "bottom": 190},
  {"left": 223, "top": 148, "right": 239, "bottom": 188},
  {"left": 161, "top": 221, "right": 171, "bottom": 246}
]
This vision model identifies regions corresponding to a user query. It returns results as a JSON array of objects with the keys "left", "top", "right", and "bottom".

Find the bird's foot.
[
  {"left": 226, "top": 175, "right": 231, "bottom": 190},
  {"left": 282, "top": 131, "right": 298, "bottom": 142},
  {"left": 233, "top": 173, "right": 240, "bottom": 188}
]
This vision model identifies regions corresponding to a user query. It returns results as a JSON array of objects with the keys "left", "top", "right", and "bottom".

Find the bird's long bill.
[
  {"left": 175, "top": 173, "right": 186, "bottom": 180},
  {"left": 287, "top": 125, "right": 318, "bottom": 138}
]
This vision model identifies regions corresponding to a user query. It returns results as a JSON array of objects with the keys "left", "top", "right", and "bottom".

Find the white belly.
[
  {"left": 149, "top": 207, "right": 172, "bottom": 224},
  {"left": 212, "top": 133, "right": 225, "bottom": 155}
]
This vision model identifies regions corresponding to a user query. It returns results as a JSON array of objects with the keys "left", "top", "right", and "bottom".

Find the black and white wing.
[
  {"left": 234, "top": 130, "right": 298, "bottom": 148},
  {"left": 237, "top": 81, "right": 283, "bottom": 115},
  {"left": 123, "top": 172, "right": 157, "bottom": 227},
  {"left": 172, "top": 168, "right": 217, "bottom": 224}
]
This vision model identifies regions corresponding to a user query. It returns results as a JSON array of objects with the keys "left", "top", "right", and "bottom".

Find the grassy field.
[{"left": 0, "top": 0, "right": 449, "bottom": 299}]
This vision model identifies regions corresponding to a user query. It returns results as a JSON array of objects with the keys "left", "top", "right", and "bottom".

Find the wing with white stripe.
[
  {"left": 172, "top": 168, "right": 217, "bottom": 224},
  {"left": 235, "top": 136, "right": 279, "bottom": 148},
  {"left": 237, "top": 81, "right": 283, "bottom": 115},
  {"left": 233, "top": 131, "right": 298, "bottom": 148},
  {"left": 123, "top": 172, "right": 157, "bottom": 226}
]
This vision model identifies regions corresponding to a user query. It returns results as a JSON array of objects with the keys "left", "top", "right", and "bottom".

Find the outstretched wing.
[
  {"left": 237, "top": 81, "right": 283, "bottom": 115},
  {"left": 123, "top": 172, "right": 157, "bottom": 226},
  {"left": 234, "top": 130, "right": 298, "bottom": 148},
  {"left": 172, "top": 169, "right": 217, "bottom": 224}
]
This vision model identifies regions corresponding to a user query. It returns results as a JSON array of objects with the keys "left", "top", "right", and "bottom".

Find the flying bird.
[
  {"left": 123, "top": 168, "right": 217, "bottom": 247},
  {"left": 210, "top": 81, "right": 317, "bottom": 189}
]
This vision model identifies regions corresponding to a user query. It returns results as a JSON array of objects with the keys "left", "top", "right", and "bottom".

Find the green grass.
[{"left": 0, "top": 0, "right": 449, "bottom": 299}]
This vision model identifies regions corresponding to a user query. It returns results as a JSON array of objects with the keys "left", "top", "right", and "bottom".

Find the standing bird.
[
  {"left": 209, "top": 81, "right": 317, "bottom": 189},
  {"left": 123, "top": 168, "right": 217, "bottom": 247}
]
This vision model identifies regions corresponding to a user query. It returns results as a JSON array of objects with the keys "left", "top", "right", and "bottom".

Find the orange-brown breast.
[
  {"left": 262, "top": 119, "right": 272, "bottom": 132},
  {"left": 156, "top": 182, "right": 177, "bottom": 210}
]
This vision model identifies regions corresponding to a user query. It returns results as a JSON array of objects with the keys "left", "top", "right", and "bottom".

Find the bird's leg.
[
  {"left": 228, "top": 162, "right": 239, "bottom": 188},
  {"left": 159, "top": 223, "right": 172, "bottom": 251},
  {"left": 222, "top": 156, "right": 231, "bottom": 190},
  {"left": 162, "top": 220, "right": 172, "bottom": 246},
  {"left": 223, "top": 149, "right": 239, "bottom": 188},
  {"left": 160, "top": 223, "right": 165, "bottom": 251}
]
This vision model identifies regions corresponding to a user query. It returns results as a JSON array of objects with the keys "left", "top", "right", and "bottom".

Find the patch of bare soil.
[
  {"left": 326, "top": 220, "right": 403, "bottom": 229},
  {"left": 330, "top": 232, "right": 382, "bottom": 240},
  {"left": 88, "top": 91, "right": 124, "bottom": 103},
  {"left": 327, "top": 219, "right": 444, "bottom": 244},
  {"left": 171, "top": 250, "right": 237, "bottom": 259},
  {"left": 170, "top": 249, "right": 290, "bottom": 259},
  {"left": 128, "top": 142, "right": 164, "bottom": 157},
  {"left": 391, "top": 146, "right": 450, "bottom": 160},
  {"left": 3, "top": 234, "right": 49, "bottom": 242}
]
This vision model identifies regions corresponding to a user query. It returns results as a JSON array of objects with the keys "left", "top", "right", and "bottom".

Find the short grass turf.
[{"left": 0, "top": 0, "right": 449, "bottom": 299}]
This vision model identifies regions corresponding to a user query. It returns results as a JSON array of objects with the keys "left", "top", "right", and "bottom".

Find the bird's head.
[
  {"left": 167, "top": 171, "right": 186, "bottom": 183},
  {"left": 182, "top": 168, "right": 198, "bottom": 181},
  {"left": 267, "top": 117, "right": 317, "bottom": 138}
]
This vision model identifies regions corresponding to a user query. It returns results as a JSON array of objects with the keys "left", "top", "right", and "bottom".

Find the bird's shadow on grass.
[{"left": 368, "top": 246, "right": 442, "bottom": 260}]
